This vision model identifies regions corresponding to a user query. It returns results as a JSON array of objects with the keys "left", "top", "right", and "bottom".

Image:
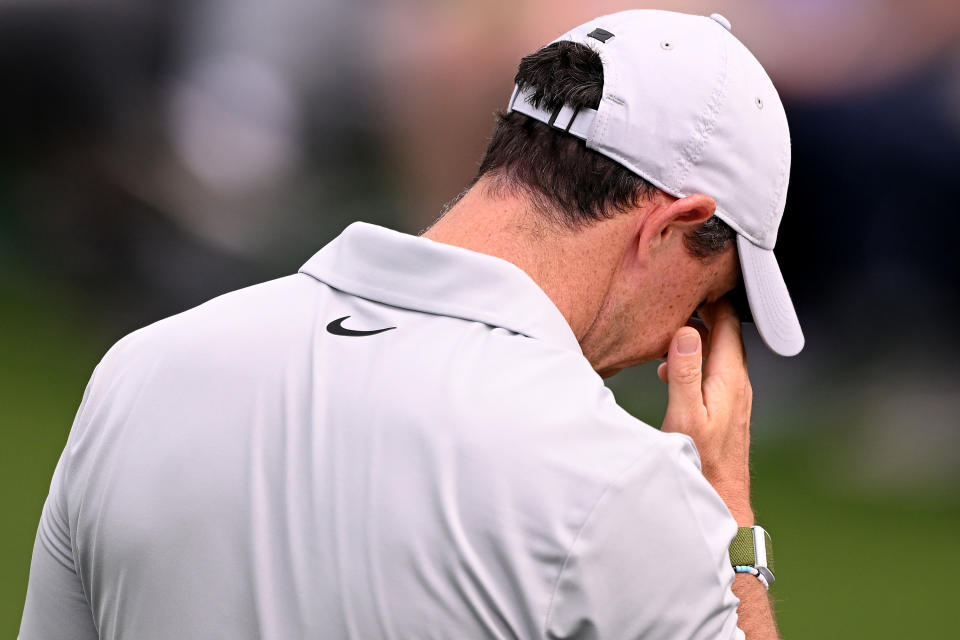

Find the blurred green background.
[{"left": 3, "top": 0, "right": 960, "bottom": 637}]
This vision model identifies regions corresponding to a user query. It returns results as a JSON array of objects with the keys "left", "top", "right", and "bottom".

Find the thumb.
[{"left": 663, "top": 327, "right": 705, "bottom": 430}]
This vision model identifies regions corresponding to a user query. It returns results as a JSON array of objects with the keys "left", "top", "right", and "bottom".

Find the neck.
[{"left": 422, "top": 181, "right": 632, "bottom": 341}]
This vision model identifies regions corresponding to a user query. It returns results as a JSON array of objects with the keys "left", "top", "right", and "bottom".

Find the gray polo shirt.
[{"left": 20, "top": 222, "right": 744, "bottom": 639}]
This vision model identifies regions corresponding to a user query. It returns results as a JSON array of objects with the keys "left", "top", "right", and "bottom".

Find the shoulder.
[
  {"left": 416, "top": 320, "right": 704, "bottom": 540},
  {"left": 439, "top": 325, "right": 691, "bottom": 468},
  {"left": 543, "top": 429, "right": 740, "bottom": 639},
  {"left": 418, "top": 328, "right": 739, "bottom": 638},
  {"left": 74, "top": 274, "right": 313, "bottom": 422},
  {"left": 96, "top": 273, "right": 311, "bottom": 366}
]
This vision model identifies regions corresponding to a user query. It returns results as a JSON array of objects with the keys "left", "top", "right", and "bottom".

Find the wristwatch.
[{"left": 729, "top": 526, "right": 775, "bottom": 585}]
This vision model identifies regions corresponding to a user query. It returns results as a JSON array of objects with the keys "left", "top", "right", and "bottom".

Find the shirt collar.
[{"left": 299, "top": 222, "right": 583, "bottom": 355}]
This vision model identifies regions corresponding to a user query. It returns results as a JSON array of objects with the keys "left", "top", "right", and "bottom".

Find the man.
[{"left": 20, "top": 9, "right": 801, "bottom": 640}]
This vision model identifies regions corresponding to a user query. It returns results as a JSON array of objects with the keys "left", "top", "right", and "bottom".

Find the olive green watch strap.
[{"left": 729, "top": 526, "right": 776, "bottom": 583}]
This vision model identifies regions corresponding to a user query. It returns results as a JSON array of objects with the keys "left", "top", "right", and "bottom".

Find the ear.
[{"left": 636, "top": 193, "right": 717, "bottom": 258}]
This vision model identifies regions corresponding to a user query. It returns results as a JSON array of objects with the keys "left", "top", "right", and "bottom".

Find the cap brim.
[{"left": 736, "top": 235, "right": 804, "bottom": 357}]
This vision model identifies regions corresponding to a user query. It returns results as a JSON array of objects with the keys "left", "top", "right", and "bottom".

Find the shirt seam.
[
  {"left": 542, "top": 437, "right": 735, "bottom": 637},
  {"left": 62, "top": 358, "right": 105, "bottom": 632},
  {"left": 541, "top": 438, "right": 671, "bottom": 634},
  {"left": 673, "top": 449, "right": 742, "bottom": 637}
]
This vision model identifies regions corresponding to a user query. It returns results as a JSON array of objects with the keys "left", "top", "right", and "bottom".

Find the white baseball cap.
[{"left": 507, "top": 9, "right": 804, "bottom": 357}]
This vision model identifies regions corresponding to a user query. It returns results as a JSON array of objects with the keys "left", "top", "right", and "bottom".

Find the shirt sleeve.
[
  {"left": 544, "top": 435, "right": 745, "bottom": 640},
  {"left": 19, "top": 379, "right": 100, "bottom": 640}
]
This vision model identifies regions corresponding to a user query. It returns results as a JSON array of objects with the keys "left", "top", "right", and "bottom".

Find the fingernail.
[{"left": 677, "top": 331, "right": 700, "bottom": 355}]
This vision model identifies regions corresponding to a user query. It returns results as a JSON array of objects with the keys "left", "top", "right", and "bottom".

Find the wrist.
[{"left": 708, "top": 478, "right": 753, "bottom": 526}]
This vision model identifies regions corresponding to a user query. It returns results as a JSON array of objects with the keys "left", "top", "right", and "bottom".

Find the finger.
[
  {"left": 686, "top": 316, "right": 710, "bottom": 342},
  {"left": 657, "top": 361, "right": 667, "bottom": 383},
  {"left": 664, "top": 327, "right": 705, "bottom": 425},
  {"left": 686, "top": 314, "right": 711, "bottom": 360},
  {"left": 701, "top": 298, "right": 746, "bottom": 381}
]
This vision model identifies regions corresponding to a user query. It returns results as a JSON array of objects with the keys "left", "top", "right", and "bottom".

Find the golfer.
[{"left": 20, "top": 9, "right": 802, "bottom": 640}]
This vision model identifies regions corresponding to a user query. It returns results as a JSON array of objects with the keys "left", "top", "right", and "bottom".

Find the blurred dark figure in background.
[{"left": 0, "top": 2, "right": 396, "bottom": 329}]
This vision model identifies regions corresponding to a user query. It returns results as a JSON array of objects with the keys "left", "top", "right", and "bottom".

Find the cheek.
[
  {"left": 649, "top": 273, "right": 708, "bottom": 343},
  {"left": 657, "top": 272, "right": 705, "bottom": 319},
  {"left": 602, "top": 257, "right": 722, "bottom": 367},
  {"left": 625, "top": 292, "right": 696, "bottom": 361}
]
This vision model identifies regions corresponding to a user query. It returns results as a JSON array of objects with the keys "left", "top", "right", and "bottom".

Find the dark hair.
[
  {"left": 473, "top": 41, "right": 734, "bottom": 258},
  {"left": 683, "top": 215, "right": 736, "bottom": 259}
]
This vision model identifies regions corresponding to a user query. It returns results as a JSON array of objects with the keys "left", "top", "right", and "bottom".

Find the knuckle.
[
  {"left": 672, "top": 365, "right": 702, "bottom": 385},
  {"left": 714, "top": 372, "right": 737, "bottom": 391},
  {"left": 664, "top": 409, "right": 706, "bottom": 435},
  {"left": 735, "top": 378, "right": 749, "bottom": 396},
  {"left": 729, "top": 370, "right": 750, "bottom": 396}
]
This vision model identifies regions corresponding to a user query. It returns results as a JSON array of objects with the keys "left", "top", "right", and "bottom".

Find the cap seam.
[
  {"left": 669, "top": 28, "right": 731, "bottom": 190},
  {"left": 584, "top": 138, "right": 768, "bottom": 247},
  {"left": 592, "top": 39, "right": 618, "bottom": 155}
]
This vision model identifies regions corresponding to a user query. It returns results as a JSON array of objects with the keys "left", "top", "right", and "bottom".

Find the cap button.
[{"left": 709, "top": 13, "right": 732, "bottom": 32}]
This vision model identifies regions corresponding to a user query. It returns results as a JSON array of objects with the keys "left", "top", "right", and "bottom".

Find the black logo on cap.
[{"left": 587, "top": 28, "right": 615, "bottom": 43}]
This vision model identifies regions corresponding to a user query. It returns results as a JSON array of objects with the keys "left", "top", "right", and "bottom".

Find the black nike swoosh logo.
[{"left": 326, "top": 316, "right": 396, "bottom": 337}]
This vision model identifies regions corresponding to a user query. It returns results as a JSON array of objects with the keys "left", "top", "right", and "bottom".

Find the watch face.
[
  {"left": 758, "top": 566, "right": 776, "bottom": 585},
  {"left": 761, "top": 528, "right": 774, "bottom": 573}
]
